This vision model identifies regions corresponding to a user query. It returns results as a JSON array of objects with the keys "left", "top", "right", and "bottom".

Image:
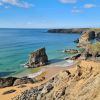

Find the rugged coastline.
[{"left": 0, "top": 28, "right": 100, "bottom": 100}]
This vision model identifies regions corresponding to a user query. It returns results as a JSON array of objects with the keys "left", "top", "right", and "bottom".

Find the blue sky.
[{"left": 0, "top": 0, "right": 100, "bottom": 28}]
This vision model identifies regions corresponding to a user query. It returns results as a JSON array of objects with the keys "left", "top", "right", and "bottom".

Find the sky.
[{"left": 0, "top": 0, "right": 100, "bottom": 28}]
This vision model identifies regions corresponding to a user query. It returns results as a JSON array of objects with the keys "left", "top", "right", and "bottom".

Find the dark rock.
[
  {"left": 46, "top": 84, "right": 54, "bottom": 92},
  {"left": 71, "top": 53, "right": 81, "bottom": 60},
  {"left": 74, "top": 39, "right": 79, "bottom": 43},
  {"left": 48, "top": 28, "right": 89, "bottom": 33},
  {"left": 27, "top": 48, "right": 48, "bottom": 68},
  {"left": 0, "top": 77, "right": 17, "bottom": 88},
  {"left": 96, "top": 32, "right": 100, "bottom": 41},
  {"left": 88, "top": 31, "right": 95, "bottom": 40},
  {"left": 41, "top": 83, "right": 54, "bottom": 95},
  {"left": 65, "top": 53, "right": 81, "bottom": 60},
  {"left": 64, "top": 49, "right": 78, "bottom": 54},
  {"left": 13, "top": 77, "right": 35, "bottom": 86},
  {"left": 2, "top": 89, "right": 16, "bottom": 95}
]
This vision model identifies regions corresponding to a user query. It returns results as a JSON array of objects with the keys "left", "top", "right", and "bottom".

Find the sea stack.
[{"left": 27, "top": 48, "right": 48, "bottom": 68}]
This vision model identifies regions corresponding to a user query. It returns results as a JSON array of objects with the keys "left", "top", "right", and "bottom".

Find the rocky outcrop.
[
  {"left": 78, "top": 30, "right": 95, "bottom": 47},
  {"left": 74, "top": 39, "right": 79, "bottom": 43},
  {"left": 0, "top": 76, "right": 39, "bottom": 88},
  {"left": 13, "top": 60, "right": 100, "bottom": 100},
  {"left": 27, "top": 48, "right": 48, "bottom": 68},
  {"left": 64, "top": 49, "right": 78, "bottom": 54},
  {"left": 65, "top": 53, "right": 81, "bottom": 60},
  {"left": 0, "top": 77, "right": 17, "bottom": 88},
  {"left": 48, "top": 28, "right": 89, "bottom": 33},
  {"left": 13, "top": 77, "right": 36, "bottom": 86},
  {"left": 96, "top": 32, "right": 100, "bottom": 41}
]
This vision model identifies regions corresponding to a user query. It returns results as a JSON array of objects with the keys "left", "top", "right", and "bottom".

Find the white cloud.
[
  {"left": 0, "top": 0, "right": 33, "bottom": 8},
  {"left": 71, "top": 9, "right": 81, "bottom": 13},
  {"left": 59, "top": 0, "right": 77, "bottom": 4},
  {"left": 0, "top": 2, "right": 3, "bottom": 5},
  {"left": 84, "top": 4, "right": 96, "bottom": 8}
]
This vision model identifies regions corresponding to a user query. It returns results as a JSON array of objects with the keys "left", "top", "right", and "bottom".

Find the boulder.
[
  {"left": 0, "top": 77, "right": 17, "bottom": 88},
  {"left": 64, "top": 49, "right": 78, "bottom": 54},
  {"left": 13, "top": 77, "right": 36, "bottom": 86},
  {"left": 27, "top": 48, "right": 48, "bottom": 68},
  {"left": 74, "top": 39, "right": 79, "bottom": 43}
]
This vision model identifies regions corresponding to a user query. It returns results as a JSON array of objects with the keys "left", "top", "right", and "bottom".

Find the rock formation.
[
  {"left": 78, "top": 30, "right": 95, "bottom": 48},
  {"left": 27, "top": 48, "right": 48, "bottom": 68},
  {"left": 64, "top": 49, "right": 78, "bottom": 54},
  {"left": 0, "top": 77, "right": 17, "bottom": 88},
  {"left": 13, "top": 77, "right": 36, "bottom": 86},
  {"left": 81, "top": 42, "right": 100, "bottom": 60},
  {"left": 13, "top": 60, "right": 100, "bottom": 100},
  {"left": 96, "top": 32, "right": 100, "bottom": 41}
]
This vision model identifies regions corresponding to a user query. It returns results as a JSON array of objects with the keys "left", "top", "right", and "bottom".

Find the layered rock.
[
  {"left": 27, "top": 48, "right": 48, "bottom": 68},
  {"left": 81, "top": 42, "right": 100, "bottom": 60},
  {"left": 78, "top": 30, "right": 95, "bottom": 47},
  {"left": 13, "top": 60, "right": 100, "bottom": 100}
]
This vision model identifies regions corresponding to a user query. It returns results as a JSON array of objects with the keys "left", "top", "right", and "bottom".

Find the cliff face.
[
  {"left": 13, "top": 60, "right": 100, "bottom": 100},
  {"left": 78, "top": 30, "right": 95, "bottom": 47}
]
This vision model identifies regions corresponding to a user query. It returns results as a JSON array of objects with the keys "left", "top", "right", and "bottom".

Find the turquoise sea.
[{"left": 0, "top": 29, "right": 80, "bottom": 77}]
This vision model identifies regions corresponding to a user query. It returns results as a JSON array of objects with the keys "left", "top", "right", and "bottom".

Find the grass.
[{"left": 88, "top": 42, "right": 100, "bottom": 54}]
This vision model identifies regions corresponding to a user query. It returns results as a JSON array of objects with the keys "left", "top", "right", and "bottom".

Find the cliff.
[{"left": 13, "top": 60, "right": 100, "bottom": 100}]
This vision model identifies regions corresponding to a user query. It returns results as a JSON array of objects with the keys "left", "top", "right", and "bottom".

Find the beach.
[{"left": 0, "top": 29, "right": 80, "bottom": 78}]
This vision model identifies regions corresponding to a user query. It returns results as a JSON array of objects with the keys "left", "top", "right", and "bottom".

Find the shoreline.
[
  {"left": 12, "top": 59, "right": 76, "bottom": 78},
  {"left": 0, "top": 60, "right": 99, "bottom": 100}
]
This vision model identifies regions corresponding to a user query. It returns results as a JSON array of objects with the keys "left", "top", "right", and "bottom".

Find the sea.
[{"left": 0, "top": 29, "right": 80, "bottom": 77}]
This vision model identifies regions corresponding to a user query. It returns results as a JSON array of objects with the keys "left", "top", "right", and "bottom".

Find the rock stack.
[{"left": 27, "top": 48, "right": 48, "bottom": 68}]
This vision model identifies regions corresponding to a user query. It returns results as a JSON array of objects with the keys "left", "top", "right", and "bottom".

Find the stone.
[
  {"left": 27, "top": 48, "right": 48, "bottom": 68},
  {"left": 0, "top": 77, "right": 17, "bottom": 88},
  {"left": 71, "top": 53, "right": 81, "bottom": 60},
  {"left": 13, "top": 77, "right": 35, "bottom": 86},
  {"left": 74, "top": 39, "right": 79, "bottom": 43},
  {"left": 64, "top": 49, "right": 78, "bottom": 54}
]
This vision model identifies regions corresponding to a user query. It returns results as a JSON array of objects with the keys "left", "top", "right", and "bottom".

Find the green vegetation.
[
  {"left": 31, "top": 67, "right": 41, "bottom": 73},
  {"left": 88, "top": 42, "right": 100, "bottom": 54}
]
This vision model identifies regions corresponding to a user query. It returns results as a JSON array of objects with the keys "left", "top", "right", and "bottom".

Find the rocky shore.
[
  {"left": 12, "top": 60, "right": 100, "bottom": 100},
  {"left": 0, "top": 28, "right": 100, "bottom": 100}
]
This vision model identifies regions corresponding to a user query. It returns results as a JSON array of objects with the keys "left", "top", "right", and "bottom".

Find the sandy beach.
[
  {"left": 0, "top": 60, "right": 99, "bottom": 100},
  {"left": 0, "top": 60, "right": 78, "bottom": 100}
]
